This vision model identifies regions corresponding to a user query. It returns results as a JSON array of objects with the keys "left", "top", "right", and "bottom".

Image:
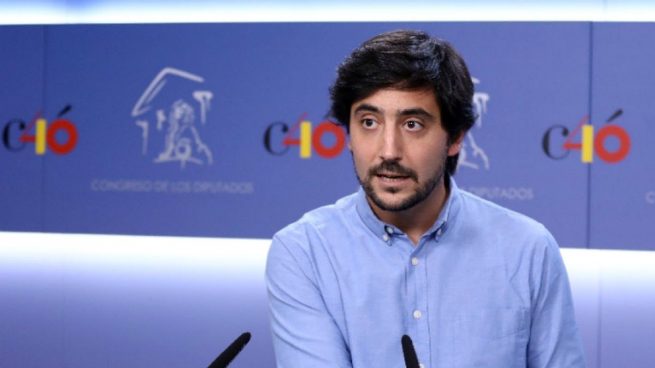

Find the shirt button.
[
  {"left": 411, "top": 257, "right": 419, "bottom": 266},
  {"left": 436, "top": 227, "right": 443, "bottom": 236},
  {"left": 419, "top": 363, "right": 425, "bottom": 368},
  {"left": 385, "top": 225, "right": 393, "bottom": 234},
  {"left": 382, "top": 234, "right": 390, "bottom": 242},
  {"left": 413, "top": 310, "right": 422, "bottom": 319}
]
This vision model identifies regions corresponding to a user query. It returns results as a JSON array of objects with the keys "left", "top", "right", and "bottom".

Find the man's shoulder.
[
  {"left": 452, "top": 188, "right": 563, "bottom": 276},
  {"left": 273, "top": 191, "right": 359, "bottom": 244},
  {"left": 455, "top": 188, "right": 554, "bottom": 245}
]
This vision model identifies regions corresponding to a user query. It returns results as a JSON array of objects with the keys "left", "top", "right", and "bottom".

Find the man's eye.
[
  {"left": 404, "top": 120, "right": 423, "bottom": 131},
  {"left": 361, "top": 119, "right": 378, "bottom": 129}
]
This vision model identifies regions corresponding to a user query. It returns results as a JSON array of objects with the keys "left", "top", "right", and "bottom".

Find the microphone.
[
  {"left": 401, "top": 334, "right": 420, "bottom": 368},
  {"left": 207, "top": 332, "right": 252, "bottom": 368}
]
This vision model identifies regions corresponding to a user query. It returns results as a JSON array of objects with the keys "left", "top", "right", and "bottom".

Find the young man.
[{"left": 266, "top": 30, "right": 586, "bottom": 368}]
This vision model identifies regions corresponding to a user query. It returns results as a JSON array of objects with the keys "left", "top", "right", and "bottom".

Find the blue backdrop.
[{"left": 1, "top": 22, "right": 653, "bottom": 250}]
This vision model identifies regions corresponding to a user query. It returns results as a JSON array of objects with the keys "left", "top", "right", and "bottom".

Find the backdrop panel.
[
  {"left": 42, "top": 23, "right": 358, "bottom": 238},
  {"left": 589, "top": 23, "right": 655, "bottom": 250},
  {"left": 442, "top": 22, "right": 591, "bottom": 248},
  {"left": 32, "top": 23, "right": 592, "bottom": 245},
  {"left": 1, "top": 22, "right": 653, "bottom": 250},
  {"left": 0, "top": 26, "right": 45, "bottom": 231}
]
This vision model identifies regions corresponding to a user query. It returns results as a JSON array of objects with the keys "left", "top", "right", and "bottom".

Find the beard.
[{"left": 355, "top": 154, "right": 446, "bottom": 212}]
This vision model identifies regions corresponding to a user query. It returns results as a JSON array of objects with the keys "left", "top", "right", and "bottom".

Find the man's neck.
[{"left": 368, "top": 180, "right": 450, "bottom": 246}]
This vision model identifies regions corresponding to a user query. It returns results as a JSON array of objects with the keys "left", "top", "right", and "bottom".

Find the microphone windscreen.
[
  {"left": 401, "top": 334, "right": 419, "bottom": 368},
  {"left": 208, "top": 332, "right": 252, "bottom": 368}
]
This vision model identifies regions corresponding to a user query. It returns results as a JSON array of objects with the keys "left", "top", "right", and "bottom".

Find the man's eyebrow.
[
  {"left": 398, "top": 108, "right": 435, "bottom": 120},
  {"left": 353, "top": 103, "right": 382, "bottom": 115},
  {"left": 352, "top": 104, "right": 436, "bottom": 120}
]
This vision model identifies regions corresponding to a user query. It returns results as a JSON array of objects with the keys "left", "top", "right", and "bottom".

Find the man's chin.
[{"left": 367, "top": 190, "right": 414, "bottom": 212}]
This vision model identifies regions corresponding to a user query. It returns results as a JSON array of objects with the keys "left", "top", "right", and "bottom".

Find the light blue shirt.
[{"left": 266, "top": 179, "right": 586, "bottom": 368}]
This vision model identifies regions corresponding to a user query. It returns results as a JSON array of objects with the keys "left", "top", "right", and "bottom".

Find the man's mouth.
[
  {"left": 375, "top": 172, "right": 411, "bottom": 182},
  {"left": 367, "top": 160, "right": 418, "bottom": 184}
]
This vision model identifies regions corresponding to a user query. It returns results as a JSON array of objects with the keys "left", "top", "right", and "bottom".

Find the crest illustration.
[
  {"left": 132, "top": 67, "right": 214, "bottom": 168},
  {"left": 458, "top": 77, "right": 490, "bottom": 171}
]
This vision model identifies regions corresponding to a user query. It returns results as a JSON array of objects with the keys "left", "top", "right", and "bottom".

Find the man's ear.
[{"left": 448, "top": 132, "right": 466, "bottom": 156}]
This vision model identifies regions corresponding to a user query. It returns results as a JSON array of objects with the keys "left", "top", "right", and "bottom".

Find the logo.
[
  {"left": 458, "top": 77, "right": 490, "bottom": 170},
  {"left": 263, "top": 113, "right": 346, "bottom": 159},
  {"left": 2, "top": 104, "right": 78, "bottom": 155},
  {"left": 132, "top": 67, "right": 214, "bottom": 168},
  {"left": 457, "top": 79, "right": 535, "bottom": 202},
  {"left": 542, "top": 109, "right": 630, "bottom": 163}
]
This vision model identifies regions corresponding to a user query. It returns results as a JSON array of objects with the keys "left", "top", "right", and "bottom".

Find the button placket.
[
  {"left": 410, "top": 241, "right": 430, "bottom": 368},
  {"left": 382, "top": 225, "right": 397, "bottom": 245}
]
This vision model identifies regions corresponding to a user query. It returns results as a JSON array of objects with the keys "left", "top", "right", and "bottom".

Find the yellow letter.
[
  {"left": 582, "top": 124, "right": 593, "bottom": 163},
  {"left": 36, "top": 118, "right": 47, "bottom": 155},
  {"left": 300, "top": 121, "right": 312, "bottom": 159}
]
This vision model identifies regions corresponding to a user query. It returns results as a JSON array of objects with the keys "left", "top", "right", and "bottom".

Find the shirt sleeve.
[
  {"left": 265, "top": 233, "right": 352, "bottom": 368},
  {"left": 527, "top": 231, "right": 587, "bottom": 368}
]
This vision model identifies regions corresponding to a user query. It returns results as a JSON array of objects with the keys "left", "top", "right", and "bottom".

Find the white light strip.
[
  {"left": 3, "top": 3, "right": 655, "bottom": 24},
  {"left": 562, "top": 247, "right": 655, "bottom": 289},
  {"left": 2, "top": 231, "right": 654, "bottom": 275},
  {"left": 0, "top": 231, "right": 270, "bottom": 278},
  {"left": 561, "top": 247, "right": 655, "bottom": 268}
]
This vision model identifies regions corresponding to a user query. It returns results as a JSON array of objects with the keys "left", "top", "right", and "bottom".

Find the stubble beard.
[{"left": 355, "top": 155, "right": 446, "bottom": 213}]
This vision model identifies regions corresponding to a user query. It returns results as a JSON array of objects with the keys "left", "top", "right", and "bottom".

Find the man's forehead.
[{"left": 350, "top": 88, "right": 440, "bottom": 116}]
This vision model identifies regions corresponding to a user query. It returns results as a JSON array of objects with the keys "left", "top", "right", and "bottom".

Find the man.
[{"left": 266, "top": 30, "right": 586, "bottom": 368}]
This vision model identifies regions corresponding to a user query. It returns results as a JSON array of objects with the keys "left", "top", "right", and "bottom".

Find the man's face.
[{"left": 349, "top": 88, "right": 462, "bottom": 213}]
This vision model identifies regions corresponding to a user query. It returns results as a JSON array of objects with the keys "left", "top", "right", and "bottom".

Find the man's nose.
[{"left": 379, "top": 125, "right": 402, "bottom": 161}]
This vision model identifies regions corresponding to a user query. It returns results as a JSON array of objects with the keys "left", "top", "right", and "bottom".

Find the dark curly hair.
[{"left": 329, "top": 30, "right": 476, "bottom": 177}]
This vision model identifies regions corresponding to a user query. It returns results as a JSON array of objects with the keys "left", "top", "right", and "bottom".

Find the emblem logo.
[
  {"left": 132, "top": 67, "right": 214, "bottom": 168},
  {"left": 2, "top": 105, "right": 78, "bottom": 155},
  {"left": 263, "top": 114, "right": 346, "bottom": 159},
  {"left": 542, "top": 109, "right": 630, "bottom": 164},
  {"left": 458, "top": 77, "right": 490, "bottom": 170}
]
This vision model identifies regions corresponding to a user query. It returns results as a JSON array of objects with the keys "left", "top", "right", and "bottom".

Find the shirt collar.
[{"left": 355, "top": 177, "right": 460, "bottom": 242}]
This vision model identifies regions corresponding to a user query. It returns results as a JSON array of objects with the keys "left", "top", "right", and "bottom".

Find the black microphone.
[
  {"left": 207, "top": 332, "right": 251, "bottom": 368},
  {"left": 401, "top": 334, "right": 420, "bottom": 368}
]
